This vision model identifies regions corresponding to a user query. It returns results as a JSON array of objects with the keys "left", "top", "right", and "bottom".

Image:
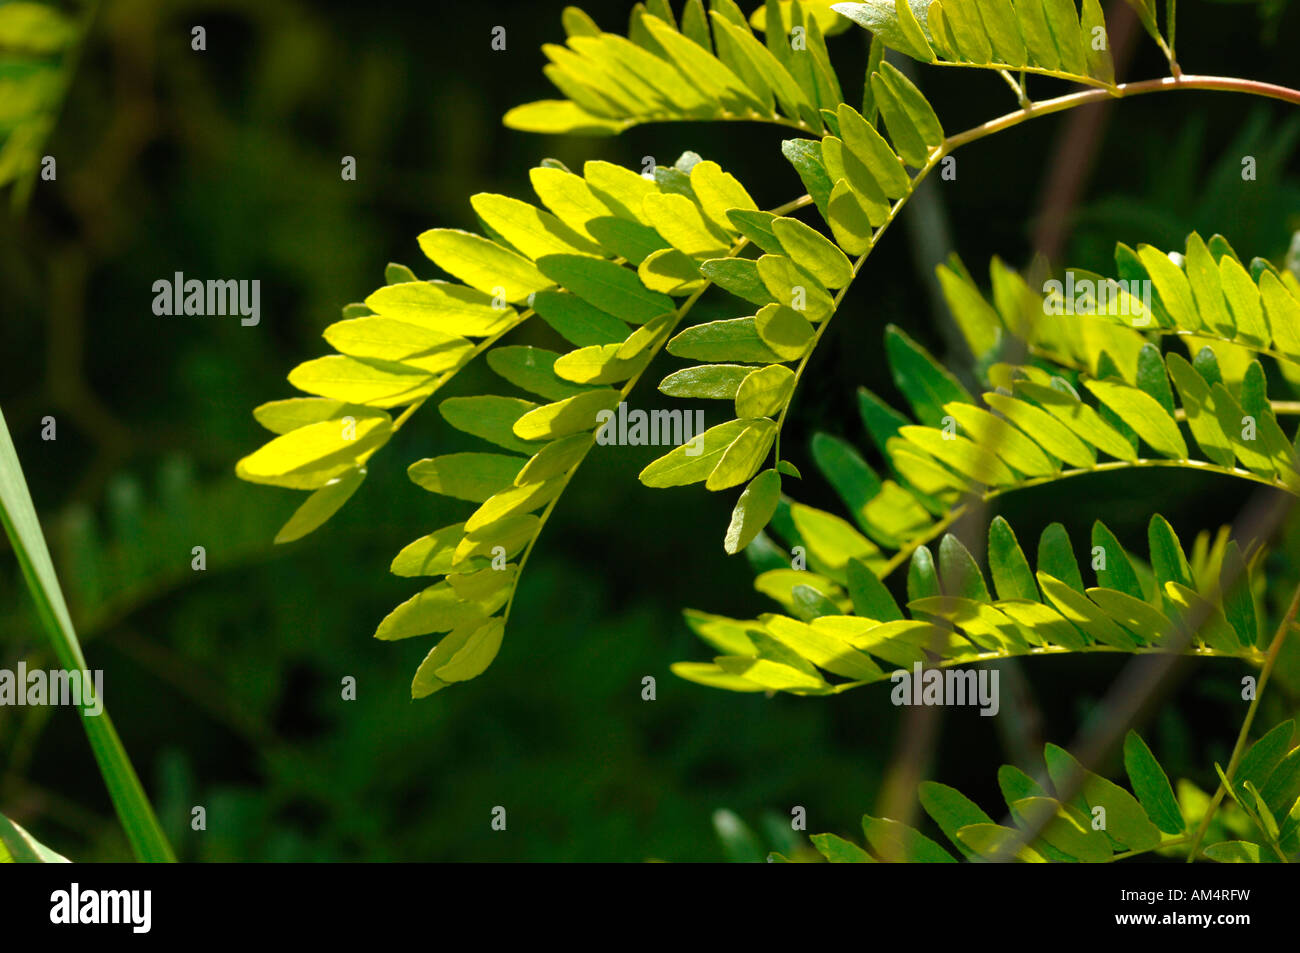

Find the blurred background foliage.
[{"left": 0, "top": 0, "right": 1298, "bottom": 861}]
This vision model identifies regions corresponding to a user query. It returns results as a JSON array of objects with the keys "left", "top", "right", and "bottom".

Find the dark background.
[{"left": 2, "top": 0, "right": 1298, "bottom": 861}]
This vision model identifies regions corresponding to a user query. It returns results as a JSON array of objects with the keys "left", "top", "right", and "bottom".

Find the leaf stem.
[
  {"left": 1110, "top": 834, "right": 1191, "bottom": 862},
  {"left": 498, "top": 202, "right": 819, "bottom": 624},
  {"left": 878, "top": 457, "right": 1296, "bottom": 579},
  {"left": 943, "top": 76, "right": 1300, "bottom": 156},
  {"left": 769, "top": 73, "right": 1300, "bottom": 476}
]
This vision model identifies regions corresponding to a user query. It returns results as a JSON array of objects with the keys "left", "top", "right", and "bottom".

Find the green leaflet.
[
  {"left": 999, "top": 765, "right": 1048, "bottom": 804},
  {"left": 417, "top": 230, "right": 551, "bottom": 302},
  {"left": 274, "top": 467, "right": 367, "bottom": 544},
  {"left": 756, "top": 254, "right": 835, "bottom": 321},
  {"left": 464, "top": 479, "right": 565, "bottom": 534},
  {"left": 287, "top": 356, "right": 438, "bottom": 410},
  {"left": 1260, "top": 746, "right": 1300, "bottom": 822},
  {"left": 830, "top": 0, "right": 935, "bottom": 63},
  {"left": 639, "top": 248, "right": 706, "bottom": 295},
  {"left": 514, "top": 433, "right": 594, "bottom": 485},
  {"left": 1091, "top": 521, "right": 1144, "bottom": 599},
  {"left": 735, "top": 365, "right": 795, "bottom": 418},
  {"left": 751, "top": 0, "right": 856, "bottom": 37},
  {"left": 770, "top": 216, "right": 855, "bottom": 288},
  {"left": 323, "top": 317, "right": 473, "bottom": 373},
  {"left": 700, "top": 258, "right": 776, "bottom": 306},
  {"left": 765, "top": 615, "right": 883, "bottom": 679},
  {"left": 587, "top": 216, "right": 670, "bottom": 264},
  {"left": 981, "top": 392, "right": 1096, "bottom": 468},
  {"left": 707, "top": 418, "right": 778, "bottom": 490},
  {"left": 1163, "top": 583, "right": 1241, "bottom": 653},
  {"left": 957, "top": 824, "right": 1047, "bottom": 862},
  {"left": 810, "top": 832, "right": 877, "bottom": 862},
  {"left": 862, "top": 816, "right": 955, "bottom": 862},
  {"left": 1038, "top": 522, "right": 1083, "bottom": 592},
  {"left": 1040, "top": 572, "right": 1139, "bottom": 648},
  {"left": 532, "top": 289, "right": 630, "bottom": 346},
  {"left": 639, "top": 419, "right": 750, "bottom": 488},
  {"left": 869, "top": 62, "right": 943, "bottom": 168},
  {"left": 660, "top": 364, "right": 753, "bottom": 399},
  {"left": 1085, "top": 589, "right": 1171, "bottom": 644},
  {"left": 513, "top": 389, "right": 622, "bottom": 441},
  {"left": 1218, "top": 540, "right": 1258, "bottom": 649},
  {"left": 1123, "top": 731, "right": 1186, "bottom": 835},
  {"left": 898, "top": 426, "right": 1015, "bottom": 486},
  {"left": 252, "top": 398, "right": 389, "bottom": 435},
  {"left": 374, "top": 581, "right": 501, "bottom": 641},
  {"left": 1147, "top": 513, "right": 1194, "bottom": 593},
  {"left": 1081, "top": 379, "right": 1187, "bottom": 459},
  {"left": 408, "top": 453, "right": 525, "bottom": 502},
  {"left": 791, "top": 502, "right": 882, "bottom": 576},
  {"left": 885, "top": 325, "right": 972, "bottom": 426},
  {"left": 469, "top": 191, "right": 605, "bottom": 259},
  {"left": 936, "top": 261, "right": 1001, "bottom": 361},
  {"left": 935, "top": 535, "right": 982, "bottom": 603},
  {"left": 1236, "top": 721, "right": 1295, "bottom": 795},
  {"left": 725, "top": 469, "right": 782, "bottom": 554},
  {"left": 726, "top": 209, "right": 785, "bottom": 254},
  {"left": 946, "top": 403, "right": 1056, "bottom": 477},
  {"left": 781, "top": 138, "right": 835, "bottom": 218},
  {"left": 1045, "top": 744, "right": 1162, "bottom": 851},
  {"left": 811, "top": 432, "right": 883, "bottom": 525},
  {"left": 755, "top": 304, "right": 815, "bottom": 360},
  {"left": 1010, "top": 797, "right": 1111, "bottom": 862},
  {"left": 690, "top": 158, "right": 760, "bottom": 233},
  {"left": 1203, "top": 841, "right": 1262, "bottom": 864},
  {"left": 393, "top": 522, "right": 480, "bottom": 577},
  {"left": 837, "top": 102, "right": 911, "bottom": 198},
  {"left": 847, "top": 556, "right": 903, "bottom": 620},
  {"left": 537, "top": 254, "right": 676, "bottom": 324},
  {"left": 988, "top": 516, "right": 1038, "bottom": 601},
  {"left": 643, "top": 191, "right": 732, "bottom": 258},
  {"left": 411, "top": 618, "right": 506, "bottom": 698},
  {"left": 440, "top": 395, "right": 545, "bottom": 455},
  {"left": 529, "top": 166, "right": 619, "bottom": 243},
  {"left": 597, "top": 160, "right": 673, "bottom": 209},
  {"left": 1122, "top": 0, "right": 1163, "bottom": 47},
  {"left": 236, "top": 417, "right": 392, "bottom": 489},
  {"left": 552, "top": 343, "right": 632, "bottom": 385},
  {"left": 456, "top": 515, "right": 539, "bottom": 565},
  {"left": 826, "top": 179, "right": 877, "bottom": 254},
  {"left": 1013, "top": 380, "right": 1136, "bottom": 461},
  {"left": 487, "top": 345, "right": 598, "bottom": 400},
  {"left": 918, "top": 782, "right": 995, "bottom": 861},
  {"left": 667, "top": 316, "right": 788, "bottom": 363}
]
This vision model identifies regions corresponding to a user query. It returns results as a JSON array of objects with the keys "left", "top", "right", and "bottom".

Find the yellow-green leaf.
[{"left": 416, "top": 230, "right": 551, "bottom": 302}]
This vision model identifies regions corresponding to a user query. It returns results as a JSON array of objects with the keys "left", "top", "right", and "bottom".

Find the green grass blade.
[
  {"left": 0, "top": 406, "right": 175, "bottom": 862},
  {"left": 0, "top": 809, "right": 70, "bottom": 862}
]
